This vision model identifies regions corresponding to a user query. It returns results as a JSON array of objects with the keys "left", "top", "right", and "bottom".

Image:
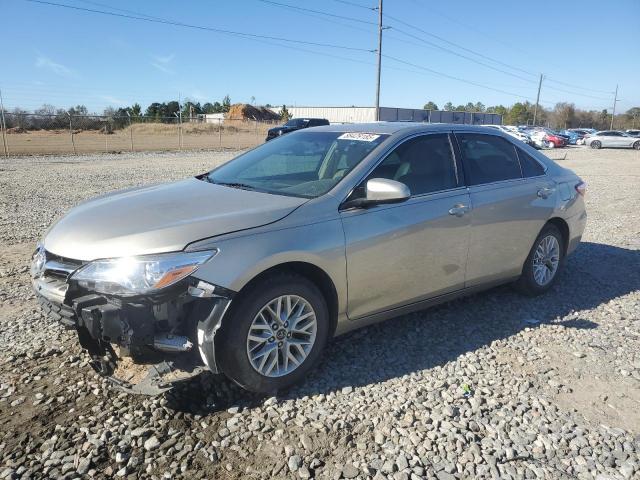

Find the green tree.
[
  {"left": 130, "top": 103, "right": 142, "bottom": 118},
  {"left": 625, "top": 107, "right": 640, "bottom": 128},
  {"left": 423, "top": 101, "right": 438, "bottom": 110},
  {"left": 280, "top": 105, "right": 291, "bottom": 121},
  {"left": 473, "top": 102, "right": 486, "bottom": 112},
  {"left": 145, "top": 102, "right": 164, "bottom": 119},
  {"left": 486, "top": 105, "right": 508, "bottom": 116},
  {"left": 68, "top": 105, "right": 88, "bottom": 116},
  {"left": 443, "top": 102, "right": 454, "bottom": 111},
  {"left": 181, "top": 101, "right": 202, "bottom": 119},
  {"left": 506, "top": 102, "right": 538, "bottom": 125},
  {"left": 222, "top": 95, "right": 231, "bottom": 113}
]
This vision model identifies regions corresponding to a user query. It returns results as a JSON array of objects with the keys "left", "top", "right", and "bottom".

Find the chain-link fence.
[{"left": 0, "top": 113, "right": 280, "bottom": 157}]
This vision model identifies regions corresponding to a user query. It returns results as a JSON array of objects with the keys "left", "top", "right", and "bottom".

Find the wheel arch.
[
  {"left": 545, "top": 217, "right": 570, "bottom": 256},
  {"left": 229, "top": 261, "right": 340, "bottom": 337}
]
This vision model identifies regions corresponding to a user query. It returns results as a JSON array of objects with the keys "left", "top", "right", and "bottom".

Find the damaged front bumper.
[{"left": 32, "top": 260, "right": 234, "bottom": 395}]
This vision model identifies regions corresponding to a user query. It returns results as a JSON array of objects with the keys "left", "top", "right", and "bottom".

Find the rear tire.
[
  {"left": 590, "top": 140, "right": 602, "bottom": 149},
  {"left": 515, "top": 224, "right": 565, "bottom": 296},
  {"left": 217, "top": 273, "right": 329, "bottom": 393},
  {"left": 633, "top": 141, "right": 640, "bottom": 150}
]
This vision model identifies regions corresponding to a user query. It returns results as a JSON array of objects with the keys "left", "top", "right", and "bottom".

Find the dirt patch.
[{"left": 226, "top": 103, "right": 280, "bottom": 121}]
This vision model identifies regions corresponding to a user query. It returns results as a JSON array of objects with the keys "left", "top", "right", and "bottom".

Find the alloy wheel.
[
  {"left": 532, "top": 235, "right": 560, "bottom": 286},
  {"left": 246, "top": 295, "right": 317, "bottom": 377}
]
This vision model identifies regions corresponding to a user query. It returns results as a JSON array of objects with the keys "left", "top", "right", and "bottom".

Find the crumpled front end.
[{"left": 31, "top": 247, "right": 233, "bottom": 395}]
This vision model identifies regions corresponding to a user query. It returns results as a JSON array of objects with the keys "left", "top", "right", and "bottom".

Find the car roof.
[{"left": 309, "top": 122, "right": 505, "bottom": 135}]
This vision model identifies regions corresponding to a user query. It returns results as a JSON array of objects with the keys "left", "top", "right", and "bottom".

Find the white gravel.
[{"left": 0, "top": 147, "right": 638, "bottom": 479}]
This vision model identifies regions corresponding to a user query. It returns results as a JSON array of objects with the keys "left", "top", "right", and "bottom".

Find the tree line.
[
  {"left": 3, "top": 96, "right": 638, "bottom": 132},
  {"left": 423, "top": 101, "right": 640, "bottom": 130}
]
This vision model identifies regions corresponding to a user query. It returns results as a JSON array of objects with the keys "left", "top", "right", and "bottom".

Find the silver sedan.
[
  {"left": 584, "top": 130, "right": 640, "bottom": 149},
  {"left": 31, "top": 123, "right": 587, "bottom": 394}
]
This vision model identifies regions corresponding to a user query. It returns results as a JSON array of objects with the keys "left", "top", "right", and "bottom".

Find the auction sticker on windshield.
[{"left": 337, "top": 132, "right": 381, "bottom": 142}]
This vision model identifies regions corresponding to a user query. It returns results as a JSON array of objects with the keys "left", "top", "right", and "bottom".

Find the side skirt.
[{"left": 334, "top": 276, "right": 519, "bottom": 336}]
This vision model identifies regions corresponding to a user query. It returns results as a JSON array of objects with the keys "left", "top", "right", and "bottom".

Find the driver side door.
[{"left": 340, "top": 133, "right": 471, "bottom": 320}]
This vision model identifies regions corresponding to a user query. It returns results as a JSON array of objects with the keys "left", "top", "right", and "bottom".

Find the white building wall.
[
  {"left": 268, "top": 107, "right": 376, "bottom": 124},
  {"left": 203, "top": 113, "right": 225, "bottom": 123}
]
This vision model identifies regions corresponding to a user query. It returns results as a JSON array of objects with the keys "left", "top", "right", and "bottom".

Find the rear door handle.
[
  {"left": 537, "top": 186, "right": 556, "bottom": 199},
  {"left": 448, "top": 204, "right": 470, "bottom": 217}
]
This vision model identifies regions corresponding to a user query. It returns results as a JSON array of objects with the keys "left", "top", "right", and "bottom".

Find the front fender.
[{"left": 189, "top": 219, "right": 348, "bottom": 321}]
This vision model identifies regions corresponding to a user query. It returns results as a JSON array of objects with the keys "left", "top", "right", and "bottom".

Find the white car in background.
[
  {"left": 584, "top": 131, "right": 640, "bottom": 150},
  {"left": 486, "top": 125, "right": 532, "bottom": 145}
]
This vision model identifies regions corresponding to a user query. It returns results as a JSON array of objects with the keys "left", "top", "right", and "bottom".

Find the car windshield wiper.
[{"left": 213, "top": 181, "right": 256, "bottom": 191}]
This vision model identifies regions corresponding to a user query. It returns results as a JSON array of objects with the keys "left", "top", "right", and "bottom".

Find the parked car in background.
[
  {"left": 584, "top": 131, "right": 640, "bottom": 149},
  {"left": 626, "top": 129, "right": 640, "bottom": 137},
  {"left": 266, "top": 117, "right": 329, "bottom": 141},
  {"left": 568, "top": 128, "right": 597, "bottom": 145},
  {"left": 557, "top": 130, "right": 580, "bottom": 145},
  {"left": 524, "top": 128, "right": 567, "bottom": 149},
  {"left": 486, "top": 125, "right": 534, "bottom": 146},
  {"left": 31, "top": 123, "right": 587, "bottom": 394},
  {"left": 569, "top": 128, "right": 597, "bottom": 137}
]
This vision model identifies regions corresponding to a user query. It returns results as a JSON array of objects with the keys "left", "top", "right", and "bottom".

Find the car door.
[
  {"left": 454, "top": 132, "right": 556, "bottom": 286},
  {"left": 340, "top": 133, "right": 471, "bottom": 319},
  {"left": 599, "top": 131, "right": 620, "bottom": 147}
]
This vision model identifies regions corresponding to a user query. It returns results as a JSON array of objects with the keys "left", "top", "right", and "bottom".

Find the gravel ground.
[{"left": 0, "top": 147, "right": 639, "bottom": 480}]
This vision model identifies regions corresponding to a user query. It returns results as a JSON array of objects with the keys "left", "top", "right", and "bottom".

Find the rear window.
[{"left": 456, "top": 133, "right": 522, "bottom": 185}]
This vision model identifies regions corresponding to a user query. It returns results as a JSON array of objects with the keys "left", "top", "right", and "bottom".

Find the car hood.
[
  {"left": 44, "top": 178, "right": 307, "bottom": 261},
  {"left": 269, "top": 126, "right": 293, "bottom": 133}
]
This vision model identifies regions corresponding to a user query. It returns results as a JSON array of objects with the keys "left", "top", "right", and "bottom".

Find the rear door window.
[
  {"left": 516, "top": 148, "right": 546, "bottom": 177},
  {"left": 455, "top": 133, "right": 522, "bottom": 185}
]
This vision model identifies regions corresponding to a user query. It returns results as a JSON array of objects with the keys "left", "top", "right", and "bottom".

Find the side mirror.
[{"left": 342, "top": 178, "right": 411, "bottom": 209}]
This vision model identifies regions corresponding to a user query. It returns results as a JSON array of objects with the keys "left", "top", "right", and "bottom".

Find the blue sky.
[{"left": 2, "top": 0, "right": 639, "bottom": 114}]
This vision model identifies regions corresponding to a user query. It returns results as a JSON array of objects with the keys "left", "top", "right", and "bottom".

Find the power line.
[
  {"left": 382, "top": 53, "right": 540, "bottom": 102},
  {"left": 255, "top": 0, "right": 379, "bottom": 26},
  {"left": 24, "top": 0, "right": 375, "bottom": 52},
  {"left": 387, "top": 26, "right": 538, "bottom": 85},
  {"left": 73, "top": 0, "right": 166, "bottom": 21},
  {"left": 398, "top": 5, "right": 616, "bottom": 96},
  {"left": 544, "top": 77, "right": 614, "bottom": 95},
  {"left": 328, "top": 0, "right": 377, "bottom": 10},
  {"left": 249, "top": 0, "right": 378, "bottom": 37},
  {"left": 383, "top": 13, "right": 538, "bottom": 77},
  {"left": 537, "top": 83, "right": 613, "bottom": 101},
  {"left": 383, "top": 12, "right": 616, "bottom": 101}
]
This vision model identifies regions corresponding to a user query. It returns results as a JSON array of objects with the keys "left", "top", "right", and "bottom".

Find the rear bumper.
[{"left": 566, "top": 210, "right": 587, "bottom": 256}]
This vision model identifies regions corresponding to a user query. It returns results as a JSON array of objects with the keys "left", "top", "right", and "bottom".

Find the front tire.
[
  {"left": 515, "top": 224, "right": 564, "bottom": 296},
  {"left": 633, "top": 141, "right": 640, "bottom": 150},
  {"left": 590, "top": 140, "right": 602, "bottom": 149},
  {"left": 217, "top": 273, "right": 329, "bottom": 393}
]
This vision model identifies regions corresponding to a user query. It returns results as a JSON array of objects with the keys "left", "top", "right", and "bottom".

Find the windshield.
[
  {"left": 207, "top": 131, "right": 388, "bottom": 198},
  {"left": 285, "top": 118, "right": 307, "bottom": 128}
]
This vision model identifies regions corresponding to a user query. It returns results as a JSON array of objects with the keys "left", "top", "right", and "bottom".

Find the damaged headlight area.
[
  {"left": 32, "top": 248, "right": 234, "bottom": 395},
  {"left": 71, "top": 250, "right": 218, "bottom": 296}
]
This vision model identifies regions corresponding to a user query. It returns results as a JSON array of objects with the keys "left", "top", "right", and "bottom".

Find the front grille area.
[{"left": 44, "top": 250, "right": 84, "bottom": 278}]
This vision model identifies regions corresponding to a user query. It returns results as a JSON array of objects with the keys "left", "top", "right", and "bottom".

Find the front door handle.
[
  {"left": 537, "top": 186, "right": 556, "bottom": 199},
  {"left": 448, "top": 204, "right": 470, "bottom": 217}
]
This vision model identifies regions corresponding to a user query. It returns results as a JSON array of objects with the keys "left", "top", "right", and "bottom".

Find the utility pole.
[
  {"left": 610, "top": 84, "right": 618, "bottom": 130},
  {"left": 532, "top": 73, "right": 544, "bottom": 126},
  {"left": 0, "top": 89, "right": 8, "bottom": 158},
  {"left": 375, "top": 0, "right": 383, "bottom": 121}
]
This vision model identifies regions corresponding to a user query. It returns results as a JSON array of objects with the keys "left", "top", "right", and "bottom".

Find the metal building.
[{"left": 269, "top": 106, "right": 502, "bottom": 125}]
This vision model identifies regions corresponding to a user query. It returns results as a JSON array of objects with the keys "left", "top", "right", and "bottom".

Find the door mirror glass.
[
  {"left": 342, "top": 178, "right": 410, "bottom": 209},
  {"left": 366, "top": 178, "right": 411, "bottom": 203}
]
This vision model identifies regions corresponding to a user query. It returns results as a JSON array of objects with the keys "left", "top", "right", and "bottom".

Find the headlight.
[
  {"left": 71, "top": 250, "right": 217, "bottom": 296},
  {"left": 30, "top": 243, "right": 46, "bottom": 278}
]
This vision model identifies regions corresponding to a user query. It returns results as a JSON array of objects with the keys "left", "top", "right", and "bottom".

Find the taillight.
[{"left": 575, "top": 181, "right": 586, "bottom": 196}]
